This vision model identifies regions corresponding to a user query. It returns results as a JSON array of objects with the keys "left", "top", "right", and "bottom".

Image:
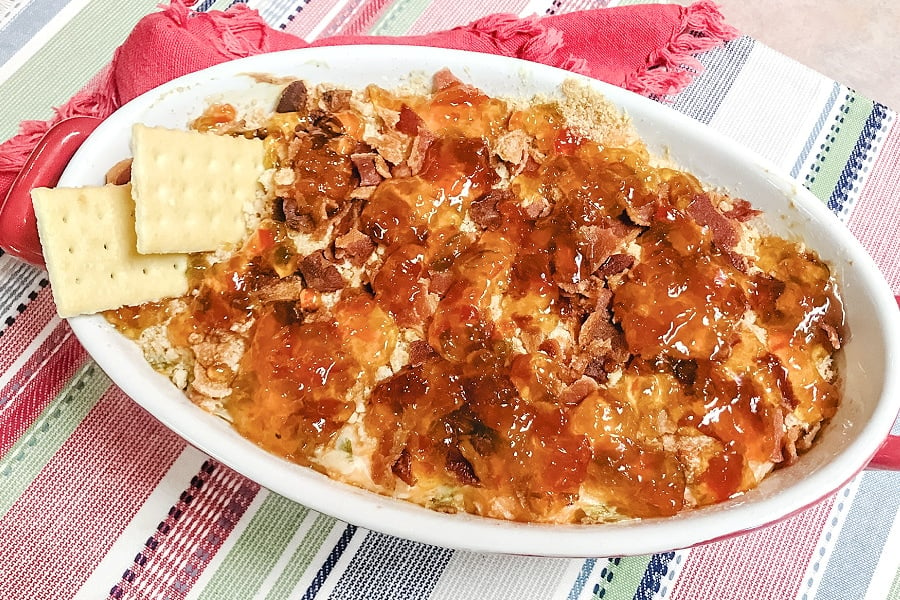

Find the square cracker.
[
  {"left": 131, "top": 123, "right": 264, "bottom": 254},
  {"left": 32, "top": 184, "right": 189, "bottom": 318}
]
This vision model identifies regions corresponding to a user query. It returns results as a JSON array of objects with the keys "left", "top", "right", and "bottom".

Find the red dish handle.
[
  {"left": 869, "top": 435, "right": 900, "bottom": 470},
  {"left": 0, "top": 116, "right": 103, "bottom": 266},
  {"left": 868, "top": 295, "right": 900, "bottom": 470}
]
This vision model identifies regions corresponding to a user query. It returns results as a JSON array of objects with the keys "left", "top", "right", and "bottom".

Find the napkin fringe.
[
  {"left": 0, "top": 0, "right": 262, "bottom": 176},
  {"left": 164, "top": 0, "right": 275, "bottom": 57},
  {"left": 0, "top": 1, "right": 736, "bottom": 180},
  {"left": 627, "top": 0, "right": 739, "bottom": 97}
]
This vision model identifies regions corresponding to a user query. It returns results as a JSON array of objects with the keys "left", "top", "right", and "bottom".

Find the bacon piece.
[
  {"left": 723, "top": 198, "right": 761, "bottom": 222},
  {"left": 558, "top": 376, "right": 599, "bottom": 407},
  {"left": 276, "top": 80, "right": 308, "bottom": 114},
  {"left": 470, "top": 190, "right": 512, "bottom": 230},
  {"left": 299, "top": 251, "right": 345, "bottom": 292},
  {"left": 760, "top": 353, "right": 799, "bottom": 410},
  {"left": 433, "top": 68, "right": 463, "bottom": 91},
  {"left": 578, "top": 310, "right": 619, "bottom": 352},
  {"left": 429, "top": 271, "right": 454, "bottom": 297},
  {"left": 253, "top": 275, "right": 305, "bottom": 303},
  {"left": 351, "top": 152, "right": 384, "bottom": 186},
  {"left": 688, "top": 193, "right": 738, "bottom": 249},
  {"left": 523, "top": 196, "right": 552, "bottom": 219},
  {"left": 393, "top": 105, "right": 435, "bottom": 175},
  {"left": 397, "top": 105, "right": 425, "bottom": 136},
  {"left": 281, "top": 197, "right": 315, "bottom": 232},
  {"left": 407, "top": 129, "right": 435, "bottom": 175},
  {"left": 408, "top": 340, "right": 437, "bottom": 366},
  {"left": 322, "top": 89, "right": 352, "bottom": 112},
  {"left": 392, "top": 448, "right": 415, "bottom": 486},
  {"left": 495, "top": 130, "right": 530, "bottom": 167},
  {"left": 334, "top": 228, "right": 375, "bottom": 266},
  {"left": 594, "top": 253, "right": 634, "bottom": 278},
  {"left": 445, "top": 447, "right": 480, "bottom": 486},
  {"left": 538, "top": 338, "right": 561, "bottom": 358}
]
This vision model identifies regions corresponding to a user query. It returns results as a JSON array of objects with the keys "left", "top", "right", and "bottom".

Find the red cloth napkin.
[{"left": 0, "top": 0, "right": 737, "bottom": 200}]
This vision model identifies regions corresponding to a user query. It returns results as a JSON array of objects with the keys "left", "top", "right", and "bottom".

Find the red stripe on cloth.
[
  {"left": 405, "top": 0, "right": 529, "bottom": 35},
  {"left": 113, "top": 461, "right": 260, "bottom": 599},
  {"left": 847, "top": 117, "right": 900, "bottom": 294},
  {"left": 0, "top": 387, "right": 186, "bottom": 600},
  {"left": 670, "top": 495, "right": 835, "bottom": 600},
  {"left": 0, "top": 327, "right": 87, "bottom": 457},
  {"left": 0, "top": 286, "right": 55, "bottom": 373},
  {"left": 335, "top": 0, "right": 393, "bottom": 36},
  {"left": 280, "top": 0, "right": 343, "bottom": 39}
]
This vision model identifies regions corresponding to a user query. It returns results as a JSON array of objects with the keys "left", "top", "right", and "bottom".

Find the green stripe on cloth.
[
  {"left": 0, "top": 0, "right": 159, "bottom": 140},
  {"left": 197, "top": 493, "right": 318, "bottom": 600},
  {"left": 804, "top": 92, "right": 873, "bottom": 204},
  {"left": 889, "top": 567, "right": 900, "bottom": 599},
  {"left": 593, "top": 556, "right": 652, "bottom": 600},
  {"left": 265, "top": 513, "right": 340, "bottom": 600},
  {"left": 368, "top": 0, "right": 431, "bottom": 35},
  {"left": 0, "top": 361, "right": 109, "bottom": 517}
]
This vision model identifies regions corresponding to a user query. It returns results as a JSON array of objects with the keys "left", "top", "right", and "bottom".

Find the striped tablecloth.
[{"left": 2, "top": 1, "right": 900, "bottom": 599}]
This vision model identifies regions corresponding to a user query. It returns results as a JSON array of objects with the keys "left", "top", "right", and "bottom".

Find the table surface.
[
  {"left": 675, "top": 0, "right": 900, "bottom": 110},
  {"left": 2, "top": 1, "right": 900, "bottom": 600}
]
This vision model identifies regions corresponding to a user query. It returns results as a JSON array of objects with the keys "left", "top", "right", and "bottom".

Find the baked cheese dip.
[{"left": 65, "top": 70, "right": 845, "bottom": 523}]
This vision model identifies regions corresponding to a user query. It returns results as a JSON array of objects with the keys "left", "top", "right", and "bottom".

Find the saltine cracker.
[
  {"left": 131, "top": 124, "right": 264, "bottom": 254},
  {"left": 32, "top": 184, "right": 189, "bottom": 318}
]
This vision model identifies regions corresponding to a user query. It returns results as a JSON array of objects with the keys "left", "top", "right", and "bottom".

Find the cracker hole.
[
  {"left": 142, "top": 268, "right": 148, "bottom": 275},
  {"left": 109, "top": 273, "right": 115, "bottom": 280},
  {"left": 67, "top": 247, "right": 74, "bottom": 254},
  {"left": 103, "top": 243, "right": 108, "bottom": 250}
]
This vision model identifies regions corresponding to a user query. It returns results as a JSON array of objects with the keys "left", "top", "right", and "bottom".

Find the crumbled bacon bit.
[
  {"left": 298, "top": 251, "right": 345, "bottom": 292},
  {"left": 538, "top": 339, "right": 561, "bottom": 358},
  {"left": 428, "top": 271, "right": 454, "bottom": 297},
  {"left": 558, "top": 376, "right": 599, "bottom": 407},
  {"left": 334, "top": 228, "right": 376, "bottom": 266},
  {"left": 470, "top": 190, "right": 510, "bottom": 230},
  {"left": 253, "top": 276, "right": 305, "bottom": 303},
  {"left": 322, "top": 89, "right": 352, "bottom": 112},
  {"left": 495, "top": 129, "right": 530, "bottom": 167},
  {"left": 408, "top": 340, "right": 437, "bottom": 366},
  {"left": 433, "top": 68, "right": 463, "bottom": 91},
  {"left": 397, "top": 105, "right": 425, "bottom": 136},
  {"left": 351, "top": 152, "right": 384, "bottom": 186},
  {"left": 276, "top": 80, "right": 308, "bottom": 114},
  {"left": 594, "top": 253, "right": 634, "bottom": 278},
  {"left": 688, "top": 193, "right": 738, "bottom": 249},
  {"left": 281, "top": 197, "right": 315, "bottom": 232},
  {"left": 761, "top": 353, "right": 799, "bottom": 410},
  {"left": 392, "top": 448, "right": 415, "bottom": 486},
  {"left": 407, "top": 129, "right": 435, "bottom": 175},
  {"left": 523, "top": 196, "right": 552, "bottom": 219},
  {"left": 445, "top": 447, "right": 479, "bottom": 486},
  {"left": 723, "top": 198, "right": 761, "bottom": 222}
]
